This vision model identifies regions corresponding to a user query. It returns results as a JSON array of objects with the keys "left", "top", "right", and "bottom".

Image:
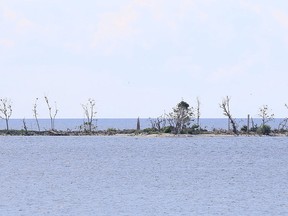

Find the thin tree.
[
  {"left": 0, "top": 98, "right": 12, "bottom": 131},
  {"left": 136, "top": 117, "right": 141, "bottom": 131},
  {"left": 279, "top": 104, "right": 288, "bottom": 131},
  {"left": 258, "top": 105, "right": 274, "bottom": 126},
  {"left": 82, "top": 98, "right": 97, "bottom": 132},
  {"left": 44, "top": 96, "right": 58, "bottom": 131},
  {"left": 219, "top": 96, "right": 238, "bottom": 134},
  {"left": 196, "top": 97, "right": 201, "bottom": 127},
  {"left": 32, "top": 98, "right": 41, "bottom": 131}
]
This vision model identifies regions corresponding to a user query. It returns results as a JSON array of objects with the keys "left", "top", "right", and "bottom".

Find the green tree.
[{"left": 167, "top": 100, "right": 194, "bottom": 134}]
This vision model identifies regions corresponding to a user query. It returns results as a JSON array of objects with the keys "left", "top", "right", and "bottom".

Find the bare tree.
[
  {"left": 219, "top": 96, "right": 238, "bottom": 134},
  {"left": 82, "top": 98, "right": 97, "bottom": 132},
  {"left": 150, "top": 114, "right": 167, "bottom": 132},
  {"left": 32, "top": 98, "right": 41, "bottom": 131},
  {"left": 0, "top": 98, "right": 12, "bottom": 131},
  {"left": 258, "top": 105, "right": 274, "bottom": 126},
  {"left": 196, "top": 97, "right": 201, "bottom": 127},
  {"left": 279, "top": 104, "right": 288, "bottom": 131},
  {"left": 44, "top": 96, "right": 58, "bottom": 131}
]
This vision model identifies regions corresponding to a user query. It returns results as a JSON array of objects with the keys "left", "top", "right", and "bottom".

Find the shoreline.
[{"left": 0, "top": 129, "right": 287, "bottom": 137}]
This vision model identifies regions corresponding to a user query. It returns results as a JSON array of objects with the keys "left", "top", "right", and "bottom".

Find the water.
[
  {"left": 0, "top": 136, "right": 287, "bottom": 215},
  {"left": 0, "top": 118, "right": 286, "bottom": 131}
]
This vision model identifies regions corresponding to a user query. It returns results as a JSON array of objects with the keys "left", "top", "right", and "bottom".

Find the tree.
[
  {"left": 149, "top": 114, "right": 167, "bottom": 132},
  {"left": 32, "top": 98, "right": 41, "bottom": 131},
  {"left": 136, "top": 117, "right": 141, "bottom": 131},
  {"left": 257, "top": 105, "right": 274, "bottom": 135},
  {"left": 82, "top": 98, "right": 97, "bottom": 132},
  {"left": 0, "top": 98, "right": 12, "bottom": 131},
  {"left": 167, "top": 100, "right": 194, "bottom": 134},
  {"left": 196, "top": 97, "right": 201, "bottom": 127},
  {"left": 279, "top": 104, "right": 288, "bottom": 131},
  {"left": 258, "top": 105, "right": 274, "bottom": 126},
  {"left": 219, "top": 96, "right": 238, "bottom": 134},
  {"left": 44, "top": 96, "right": 58, "bottom": 131}
]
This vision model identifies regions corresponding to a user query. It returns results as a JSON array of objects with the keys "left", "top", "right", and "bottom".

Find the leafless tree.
[
  {"left": 0, "top": 98, "right": 12, "bottom": 131},
  {"left": 219, "top": 96, "right": 238, "bottom": 134},
  {"left": 258, "top": 105, "right": 274, "bottom": 126},
  {"left": 44, "top": 96, "right": 58, "bottom": 131},
  {"left": 196, "top": 97, "right": 201, "bottom": 127},
  {"left": 150, "top": 114, "right": 167, "bottom": 132},
  {"left": 82, "top": 98, "right": 97, "bottom": 132},
  {"left": 32, "top": 98, "right": 41, "bottom": 131},
  {"left": 279, "top": 104, "right": 288, "bottom": 131},
  {"left": 23, "top": 118, "right": 28, "bottom": 134}
]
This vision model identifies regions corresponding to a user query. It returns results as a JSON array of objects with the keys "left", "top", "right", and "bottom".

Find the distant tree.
[
  {"left": 167, "top": 100, "right": 194, "bottom": 134},
  {"left": 32, "top": 98, "right": 41, "bottom": 131},
  {"left": 258, "top": 105, "right": 274, "bottom": 135},
  {"left": 279, "top": 104, "right": 288, "bottom": 131},
  {"left": 22, "top": 118, "right": 28, "bottom": 135},
  {"left": 0, "top": 98, "right": 12, "bottom": 131},
  {"left": 44, "top": 96, "right": 58, "bottom": 131},
  {"left": 82, "top": 98, "right": 97, "bottom": 132},
  {"left": 219, "top": 96, "right": 238, "bottom": 135},
  {"left": 150, "top": 114, "right": 167, "bottom": 132},
  {"left": 136, "top": 117, "right": 141, "bottom": 131},
  {"left": 196, "top": 97, "right": 201, "bottom": 127},
  {"left": 258, "top": 105, "right": 274, "bottom": 126}
]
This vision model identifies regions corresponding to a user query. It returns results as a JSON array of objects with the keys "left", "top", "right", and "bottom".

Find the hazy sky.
[{"left": 1, "top": 0, "right": 288, "bottom": 118}]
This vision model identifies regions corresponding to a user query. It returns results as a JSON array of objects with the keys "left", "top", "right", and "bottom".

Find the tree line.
[
  {"left": 0, "top": 96, "right": 287, "bottom": 135},
  {"left": 0, "top": 96, "right": 97, "bottom": 133}
]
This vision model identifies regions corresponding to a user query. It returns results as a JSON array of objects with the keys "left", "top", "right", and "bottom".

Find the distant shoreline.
[{"left": 0, "top": 129, "right": 287, "bottom": 137}]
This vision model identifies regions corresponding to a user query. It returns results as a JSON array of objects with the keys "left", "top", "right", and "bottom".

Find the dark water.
[{"left": 0, "top": 118, "right": 286, "bottom": 131}]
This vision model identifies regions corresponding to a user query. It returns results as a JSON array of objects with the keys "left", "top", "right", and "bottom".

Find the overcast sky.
[{"left": 1, "top": 0, "right": 288, "bottom": 118}]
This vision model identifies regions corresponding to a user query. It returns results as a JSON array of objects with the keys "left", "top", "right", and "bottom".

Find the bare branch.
[{"left": 219, "top": 96, "right": 238, "bottom": 135}]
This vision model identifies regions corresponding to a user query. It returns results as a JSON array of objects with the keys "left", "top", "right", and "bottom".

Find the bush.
[
  {"left": 241, "top": 125, "right": 248, "bottom": 132},
  {"left": 163, "top": 126, "right": 173, "bottom": 133},
  {"left": 143, "top": 128, "right": 157, "bottom": 134},
  {"left": 257, "top": 124, "right": 271, "bottom": 135}
]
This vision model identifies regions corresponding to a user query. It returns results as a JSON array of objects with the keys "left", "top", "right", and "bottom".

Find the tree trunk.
[{"left": 5, "top": 118, "right": 9, "bottom": 131}]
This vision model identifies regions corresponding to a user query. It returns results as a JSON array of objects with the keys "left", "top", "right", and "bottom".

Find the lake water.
[
  {"left": 0, "top": 118, "right": 286, "bottom": 131},
  {"left": 0, "top": 136, "right": 287, "bottom": 215}
]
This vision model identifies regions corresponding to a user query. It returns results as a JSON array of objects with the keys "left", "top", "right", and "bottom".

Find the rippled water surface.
[{"left": 0, "top": 136, "right": 287, "bottom": 215}]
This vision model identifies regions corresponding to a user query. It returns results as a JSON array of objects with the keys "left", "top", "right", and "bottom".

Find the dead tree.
[
  {"left": 82, "top": 98, "right": 97, "bottom": 132},
  {"left": 150, "top": 114, "right": 167, "bottom": 132},
  {"left": 279, "top": 104, "right": 288, "bottom": 131},
  {"left": 219, "top": 96, "right": 238, "bottom": 135},
  {"left": 0, "top": 98, "right": 12, "bottom": 131},
  {"left": 32, "top": 98, "right": 41, "bottom": 131},
  {"left": 44, "top": 96, "right": 58, "bottom": 131},
  {"left": 258, "top": 105, "right": 274, "bottom": 126},
  {"left": 196, "top": 97, "right": 201, "bottom": 127}
]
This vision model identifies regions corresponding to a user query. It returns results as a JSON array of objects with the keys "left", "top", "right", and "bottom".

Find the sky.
[{"left": 1, "top": 0, "right": 288, "bottom": 118}]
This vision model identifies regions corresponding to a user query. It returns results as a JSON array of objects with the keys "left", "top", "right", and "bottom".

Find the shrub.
[
  {"left": 257, "top": 124, "right": 271, "bottom": 135},
  {"left": 163, "top": 126, "right": 173, "bottom": 133},
  {"left": 241, "top": 125, "right": 248, "bottom": 132}
]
